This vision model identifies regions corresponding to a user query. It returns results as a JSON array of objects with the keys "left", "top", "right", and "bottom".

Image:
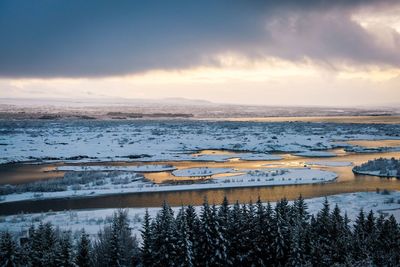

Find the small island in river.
[{"left": 353, "top": 157, "right": 400, "bottom": 178}]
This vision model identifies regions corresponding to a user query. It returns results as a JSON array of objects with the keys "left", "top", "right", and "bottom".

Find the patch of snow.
[
  {"left": 172, "top": 167, "right": 233, "bottom": 177},
  {"left": 226, "top": 168, "right": 337, "bottom": 185},
  {"left": 57, "top": 164, "right": 176, "bottom": 172},
  {"left": 236, "top": 153, "right": 281, "bottom": 161}
]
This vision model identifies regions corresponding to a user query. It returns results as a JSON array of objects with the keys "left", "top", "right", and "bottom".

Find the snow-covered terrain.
[
  {"left": 345, "top": 146, "right": 400, "bottom": 153},
  {"left": 1, "top": 120, "right": 400, "bottom": 164},
  {"left": 181, "top": 153, "right": 282, "bottom": 162},
  {"left": 1, "top": 191, "right": 399, "bottom": 238},
  {"left": 172, "top": 167, "right": 234, "bottom": 177},
  {"left": 353, "top": 158, "right": 400, "bottom": 178},
  {"left": 225, "top": 168, "right": 337, "bottom": 183},
  {"left": 306, "top": 161, "right": 353, "bottom": 167},
  {"left": 0, "top": 168, "right": 337, "bottom": 204},
  {"left": 57, "top": 164, "right": 176, "bottom": 172}
]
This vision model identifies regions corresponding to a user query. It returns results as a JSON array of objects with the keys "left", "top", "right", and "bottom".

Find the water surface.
[{"left": 1, "top": 149, "right": 400, "bottom": 215}]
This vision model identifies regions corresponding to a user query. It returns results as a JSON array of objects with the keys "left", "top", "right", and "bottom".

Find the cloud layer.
[{"left": 0, "top": 0, "right": 399, "bottom": 77}]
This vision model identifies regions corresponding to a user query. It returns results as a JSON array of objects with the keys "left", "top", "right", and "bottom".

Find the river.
[{"left": 0, "top": 139, "right": 399, "bottom": 215}]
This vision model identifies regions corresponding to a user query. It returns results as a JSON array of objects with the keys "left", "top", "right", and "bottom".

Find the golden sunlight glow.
[
  {"left": 1, "top": 55, "right": 400, "bottom": 106},
  {"left": 337, "top": 66, "right": 400, "bottom": 82},
  {"left": 123, "top": 56, "right": 318, "bottom": 84}
]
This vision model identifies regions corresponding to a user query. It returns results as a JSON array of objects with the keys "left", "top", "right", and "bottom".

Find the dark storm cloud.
[{"left": 0, "top": 0, "right": 399, "bottom": 77}]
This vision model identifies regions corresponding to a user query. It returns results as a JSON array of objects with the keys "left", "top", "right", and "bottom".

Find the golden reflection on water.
[{"left": 143, "top": 150, "right": 400, "bottom": 184}]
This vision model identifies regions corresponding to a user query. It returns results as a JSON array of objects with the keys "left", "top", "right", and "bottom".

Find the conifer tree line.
[
  {"left": 0, "top": 210, "right": 140, "bottom": 267},
  {"left": 1, "top": 197, "right": 400, "bottom": 266}
]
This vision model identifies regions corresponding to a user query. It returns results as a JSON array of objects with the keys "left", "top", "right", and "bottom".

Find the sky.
[{"left": 0, "top": 0, "right": 399, "bottom": 106}]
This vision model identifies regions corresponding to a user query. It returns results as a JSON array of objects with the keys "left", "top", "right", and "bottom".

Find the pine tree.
[
  {"left": 152, "top": 202, "right": 177, "bottom": 266},
  {"left": 352, "top": 209, "right": 370, "bottom": 263},
  {"left": 19, "top": 226, "right": 33, "bottom": 266},
  {"left": 288, "top": 196, "right": 310, "bottom": 266},
  {"left": 95, "top": 209, "right": 139, "bottom": 267},
  {"left": 365, "top": 210, "right": 377, "bottom": 259},
  {"left": 109, "top": 218, "right": 122, "bottom": 267},
  {"left": 58, "top": 230, "right": 74, "bottom": 267},
  {"left": 288, "top": 222, "right": 305, "bottom": 267},
  {"left": 114, "top": 210, "right": 139, "bottom": 266},
  {"left": 185, "top": 205, "right": 201, "bottom": 266},
  {"left": 29, "top": 223, "right": 45, "bottom": 267},
  {"left": 227, "top": 201, "right": 243, "bottom": 265},
  {"left": 241, "top": 202, "right": 257, "bottom": 265},
  {"left": 311, "top": 197, "right": 332, "bottom": 266},
  {"left": 254, "top": 198, "right": 271, "bottom": 266},
  {"left": 93, "top": 226, "right": 112, "bottom": 267},
  {"left": 373, "top": 214, "right": 386, "bottom": 265},
  {"left": 141, "top": 209, "right": 153, "bottom": 267},
  {"left": 176, "top": 207, "right": 194, "bottom": 267},
  {"left": 330, "top": 204, "right": 350, "bottom": 264},
  {"left": 198, "top": 199, "right": 226, "bottom": 266},
  {"left": 264, "top": 201, "right": 275, "bottom": 265},
  {"left": 273, "top": 208, "right": 288, "bottom": 266},
  {"left": 218, "top": 196, "right": 230, "bottom": 264},
  {"left": 292, "top": 195, "right": 309, "bottom": 223},
  {"left": 42, "top": 222, "right": 58, "bottom": 267},
  {"left": 212, "top": 204, "right": 228, "bottom": 266},
  {"left": 0, "top": 231, "right": 19, "bottom": 267},
  {"left": 378, "top": 215, "right": 400, "bottom": 266},
  {"left": 272, "top": 199, "right": 291, "bottom": 266},
  {"left": 75, "top": 229, "right": 92, "bottom": 267}
]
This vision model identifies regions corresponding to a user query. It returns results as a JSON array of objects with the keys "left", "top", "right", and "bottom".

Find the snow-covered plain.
[
  {"left": 1, "top": 120, "right": 400, "bottom": 164},
  {"left": 1, "top": 191, "right": 400, "bottom": 239},
  {"left": 0, "top": 167, "right": 337, "bottom": 204}
]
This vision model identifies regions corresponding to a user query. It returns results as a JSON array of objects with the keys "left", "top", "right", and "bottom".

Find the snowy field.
[
  {"left": 0, "top": 168, "right": 337, "bottom": 203},
  {"left": 1, "top": 120, "right": 400, "bottom": 164},
  {"left": 1, "top": 191, "right": 400, "bottom": 239}
]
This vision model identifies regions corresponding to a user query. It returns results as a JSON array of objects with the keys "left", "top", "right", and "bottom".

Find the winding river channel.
[{"left": 0, "top": 140, "right": 400, "bottom": 215}]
